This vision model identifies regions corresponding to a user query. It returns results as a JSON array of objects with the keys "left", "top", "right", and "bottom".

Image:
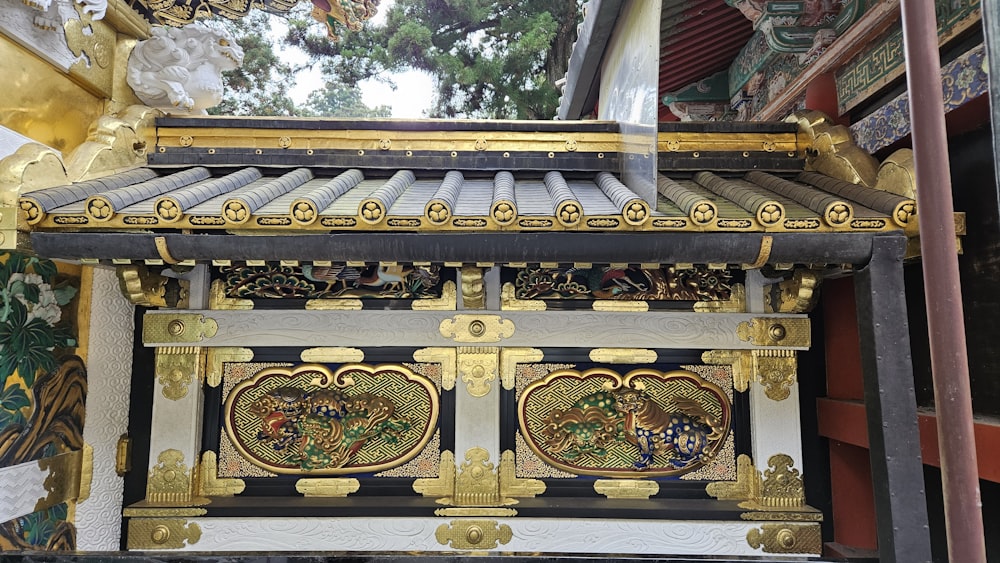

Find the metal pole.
[{"left": 898, "top": 2, "right": 986, "bottom": 562}]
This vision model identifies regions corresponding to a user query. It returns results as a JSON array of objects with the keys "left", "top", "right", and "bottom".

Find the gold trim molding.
[
  {"left": 197, "top": 451, "right": 245, "bottom": 497},
  {"left": 435, "top": 507, "right": 517, "bottom": 517},
  {"left": 413, "top": 449, "right": 538, "bottom": 506},
  {"left": 295, "top": 478, "right": 361, "bottom": 497},
  {"left": 206, "top": 347, "right": 254, "bottom": 387},
  {"left": 439, "top": 314, "right": 514, "bottom": 343},
  {"left": 123, "top": 507, "right": 207, "bottom": 517},
  {"left": 435, "top": 520, "right": 513, "bottom": 550},
  {"left": 79, "top": 444, "right": 93, "bottom": 503},
  {"left": 127, "top": 518, "right": 202, "bottom": 550},
  {"left": 747, "top": 523, "right": 822, "bottom": 555},
  {"left": 593, "top": 479, "right": 659, "bottom": 499},
  {"left": 305, "top": 298, "right": 363, "bottom": 310}
]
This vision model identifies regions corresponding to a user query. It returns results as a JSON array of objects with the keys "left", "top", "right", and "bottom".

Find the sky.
[{"left": 269, "top": 1, "right": 435, "bottom": 118}]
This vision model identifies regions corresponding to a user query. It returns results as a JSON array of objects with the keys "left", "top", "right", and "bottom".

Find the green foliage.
[
  {"left": 300, "top": 81, "right": 392, "bottom": 117},
  {"left": 0, "top": 384, "right": 30, "bottom": 428},
  {"left": 0, "top": 252, "right": 77, "bottom": 389},
  {"left": 18, "top": 503, "right": 68, "bottom": 547},
  {"left": 285, "top": 0, "right": 582, "bottom": 119},
  {"left": 208, "top": 12, "right": 300, "bottom": 116}
]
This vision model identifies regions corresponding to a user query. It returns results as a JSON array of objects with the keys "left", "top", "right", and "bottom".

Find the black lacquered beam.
[{"left": 31, "top": 231, "right": 887, "bottom": 265}]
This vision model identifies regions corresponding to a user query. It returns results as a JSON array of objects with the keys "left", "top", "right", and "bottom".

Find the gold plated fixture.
[
  {"left": 498, "top": 451, "right": 545, "bottom": 499},
  {"left": 439, "top": 315, "right": 514, "bottom": 343},
  {"left": 736, "top": 317, "right": 810, "bottom": 347},
  {"left": 500, "top": 283, "right": 546, "bottom": 311},
  {"left": 300, "top": 347, "right": 364, "bottom": 364},
  {"left": 295, "top": 478, "right": 361, "bottom": 497},
  {"left": 146, "top": 449, "right": 205, "bottom": 505},
  {"left": 209, "top": 279, "right": 253, "bottom": 310},
  {"left": 144, "top": 314, "right": 218, "bottom": 344},
  {"left": 127, "top": 519, "right": 202, "bottom": 550},
  {"left": 588, "top": 348, "right": 657, "bottom": 364},
  {"left": 593, "top": 479, "right": 660, "bottom": 499},
  {"left": 458, "top": 347, "right": 499, "bottom": 397},
  {"left": 747, "top": 523, "right": 822, "bottom": 554},
  {"left": 155, "top": 347, "right": 202, "bottom": 401},
  {"left": 435, "top": 520, "right": 513, "bottom": 550}
]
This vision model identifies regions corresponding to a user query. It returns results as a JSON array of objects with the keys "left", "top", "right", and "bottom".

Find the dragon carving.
[{"left": 126, "top": 22, "right": 244, "bottom": 114}]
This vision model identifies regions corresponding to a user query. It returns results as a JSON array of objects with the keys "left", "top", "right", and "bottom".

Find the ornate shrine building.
[{"left": 0, "top": 0, "right": 995, "bottom": 561}]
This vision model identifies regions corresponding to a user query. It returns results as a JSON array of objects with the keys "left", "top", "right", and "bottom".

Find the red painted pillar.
[{"left": 899, "top": 1, "right": 986, "bottom": 561}]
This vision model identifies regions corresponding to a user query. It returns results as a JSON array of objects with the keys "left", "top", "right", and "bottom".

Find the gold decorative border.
[
  {"left": 517, "top": 367, "right": 731, "bottom": 478},
  {"left": 223, "top": 363, "right": 439, "bottom": 475}
]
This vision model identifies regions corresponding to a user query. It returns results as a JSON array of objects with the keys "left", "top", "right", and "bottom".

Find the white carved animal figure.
[{"left": 127, "top": 23, "right": 244, "bottom": 114}]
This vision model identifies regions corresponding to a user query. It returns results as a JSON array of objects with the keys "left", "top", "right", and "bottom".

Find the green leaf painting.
[{"left": 0, "top": 252, "right": 77, "bottom": 390}]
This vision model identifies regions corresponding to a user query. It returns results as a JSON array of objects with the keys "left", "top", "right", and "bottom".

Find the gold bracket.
[
  {"left": 209, "top": 279, "right": 253, "bottom": 310},
  {"left": 116, "top": 264, "right": 189, "bottom": 308},
  {"left": 206, "top": 347, "right": 253, "bottom": 387},
  {"left": 702, "top": 350, "right": 797, "bottom": 400},
  {"left": 694, "top": 283, "right": 747, "bottom": 313},
  {"left": 439, "top": 314, "right": 514, "bottom": 343},
  {"left": 35, "top": 450, "right": 84, "bottom": 512},
  {"left": 500, "top": 283, "right": 546, "bottom": 311},
  {"left": 153, "top": 236, "right": 180, "bottom": 264},
  {"left": 295, "top": 478, "right": 360, "bottom": 497},
  {"left": 764, "top": 270, "right": 821, "bottom": 314},
  {"left": 413, "top": 347, "right": 457, "bottom": 391},
  {"left": 197, "top": 451, "right": 245, "bottom": 497},
  {"left": 115, "top": 434, "right": 132, "bottom": 476},
  {"left": 435, "top": 520, "right": 512, "bottom": 550},
  {"left": 747, "top": 523, "right": 822, "bottom": 555},
  {"left": 413, "top": 450, "right": 457, "bottom": 498},
  {"left": 499, "top": 348, "right": 544, "bottom": 390},
  {"left": 743, "top": 236, "right": 773, "bottom": 269},
  {"left": 155, "top": 346, "right": 204, "bottom": 401},
  {"left": 593, "top": 479, "right": 659, "bottom": 499},
  {"left": 706, "top": 454, "right": 805, "bottom": 509},
  {"left": 146, "top": 449, "right": 207, "bottom": 506},
  {"left": 499, "top": 450, "right": 545, "bottom": 499},
  {"left": 127, "top": 518, "right": 202, "bottom": 550},
  {"left": 737, "top": 317, "right": 810, "bottom": 347},
  {"left": 412, "top": 280, "right": 458, "bottom": 310},
  {"left": 458, "top": 346, "right": 499, "bottom": 397}
]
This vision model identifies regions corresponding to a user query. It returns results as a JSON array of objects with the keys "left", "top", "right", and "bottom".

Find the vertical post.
[
  {"left": 854, "top": 234, "right": 931, "bottom": 563},
  {"left": 899, "top": 1, "right": 986, "bottom": 561},
  {"left": 985, "top": 0, "right": 1000, "bottom": 193}
]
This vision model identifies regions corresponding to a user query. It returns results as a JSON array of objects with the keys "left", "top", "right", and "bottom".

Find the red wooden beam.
[{"left": 818, "top": 397, "right": 1000, "bottom": 483}]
